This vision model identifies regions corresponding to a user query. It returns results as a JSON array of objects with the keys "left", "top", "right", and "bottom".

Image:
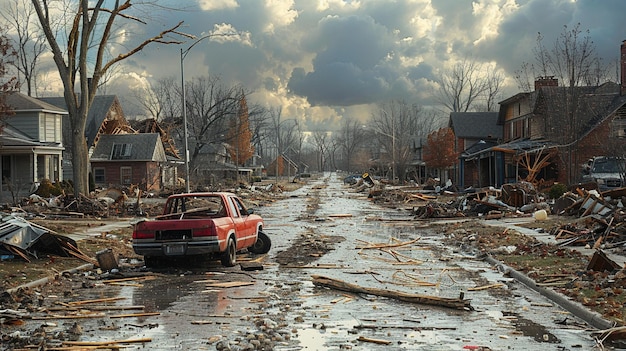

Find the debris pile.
[{"left": 0, "top": 215, "right": 90, "bottom": 263}]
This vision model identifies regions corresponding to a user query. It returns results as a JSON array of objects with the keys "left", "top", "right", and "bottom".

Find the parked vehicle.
[
  {"left": 343, "top": 174, "right": 362, "bottom": 185},
  {"left": 132, "top": 192, "right": 270, "bottom": 267},
  {"left": 582, "top": 156, "right": 625, "bottom": 191}
]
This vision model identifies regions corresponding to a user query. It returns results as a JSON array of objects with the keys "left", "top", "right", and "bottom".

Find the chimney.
[
  {"left": 534, "top": 76, "right": 558, "bottom": 91},
  {"left": 621, "top": 40, "right": 626, "bottom": 95}
]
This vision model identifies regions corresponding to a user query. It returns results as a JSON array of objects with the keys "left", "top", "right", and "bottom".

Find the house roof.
[
  {"left": 4, "top": 92, "right": 67, "bottom": 114},
  {"left": 90, "top": 133, "right": 167, "bottom": 162},
  {"left": 39, "top": 95, "right": 121, "bottom": 147},
  {"left": 0, "top": 125, "right": 64, "bottom": 150},
  {"left": 449, "top": 112, "right": 502, "bottom": 140}
]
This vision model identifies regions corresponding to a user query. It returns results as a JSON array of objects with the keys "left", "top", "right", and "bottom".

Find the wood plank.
[{"left": 205, "top": 281, "right": 255, "bottom": 288}]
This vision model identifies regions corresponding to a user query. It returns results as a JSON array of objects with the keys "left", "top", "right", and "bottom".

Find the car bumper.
[{"left": 133, "top": 238, "right": 222, "bottom": 257}]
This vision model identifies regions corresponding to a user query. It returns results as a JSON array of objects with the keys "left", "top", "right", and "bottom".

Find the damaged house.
[
  {"left": 39, "top": 95, "right": 135, "bottom": 182},
  {"left": 457, "top": 42, "right": 626, "bottom": 189}
]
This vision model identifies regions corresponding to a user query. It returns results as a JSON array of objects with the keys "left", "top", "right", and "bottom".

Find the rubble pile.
[{"left": 0, "top": 215, "right": 91, "bottom": 263}]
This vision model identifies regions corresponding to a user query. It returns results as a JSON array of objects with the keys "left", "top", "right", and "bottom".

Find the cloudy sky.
[{"left": 13, "top": 0, "right": 626, "bottom": 131}]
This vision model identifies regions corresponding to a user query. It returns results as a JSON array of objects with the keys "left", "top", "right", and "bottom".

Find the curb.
[
  {"left": 484, "top": 255, "right": 614, "bottom": 330},
  {"left": 6, "top": 263, "right": 94, "bottom": 294}
]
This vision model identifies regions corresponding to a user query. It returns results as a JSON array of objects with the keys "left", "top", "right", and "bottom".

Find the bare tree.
[
  {"left": 31, "top": 0, "right": 187, "bottom": 195},
  {"left": 310, "top": 130, "right": 330, "bottom": 172},
  {"left": 515, "top": 26, "right": 608, "bottom": 91},
  {"left": 134, "top": 76, "right": 181, "bottom": 121},
  {"left": 335, "top": 118, "right": 367, "bottom": 173},
  {"left": 371, "top": 100, "right": 440, "bottom": 182},
  {"left": 1, "top": 0, "right": 47, "bottom": 97},
  {"left": 268, "top": 107, "right": 300, "bottom": 161},
  {"left": 0, "top": 25, "right": 19, "bottom": 121},
  {"left": 433, "top": 58, "right": 501, "bottom": 113},
  {"left": 184, "top": 76, "right": 244, "bottom": 179}
]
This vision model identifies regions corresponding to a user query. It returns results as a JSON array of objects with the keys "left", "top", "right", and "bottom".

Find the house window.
[
  {"left": 120, "top": 167, "right": 132, "bottom": 185},
  {"left": 612, "top": 118, "right": 626, "bottom": 138},
  {"left": 111, "top": 143, "right": 132, "bottom": 159},
  {"left": 94, "top": 168, "right": 105, "bottom": 183}
]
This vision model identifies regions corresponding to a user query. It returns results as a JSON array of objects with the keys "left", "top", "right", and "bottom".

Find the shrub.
[
  {"left": 35, "top": 179, "right": 63, "bottom": 197},
  {"left": 548, "top": 183, "right": 568, "bottom": 199}
]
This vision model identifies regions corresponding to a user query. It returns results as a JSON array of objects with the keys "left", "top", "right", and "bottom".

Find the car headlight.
[{"left": 596, "top": 178, "right": 605, "bottom": 185}]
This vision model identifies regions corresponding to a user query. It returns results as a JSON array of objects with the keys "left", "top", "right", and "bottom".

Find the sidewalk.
[{"left": 63, "top": 219, "right": 136, "bottom": 241}]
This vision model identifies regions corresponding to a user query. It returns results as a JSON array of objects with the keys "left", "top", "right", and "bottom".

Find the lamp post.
[{"left": 180, "top": 35, "right": 217, "bottom": 193}]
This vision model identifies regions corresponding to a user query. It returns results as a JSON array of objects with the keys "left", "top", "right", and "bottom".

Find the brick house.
[
  {"left": 90, "top": 133, "right": 167, "bottom": 191},
  {"left": 461, "top": 41, "right": 626, "bottom": 188}
]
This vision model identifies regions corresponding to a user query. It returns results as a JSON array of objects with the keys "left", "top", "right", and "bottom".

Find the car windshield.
[
  {"left": 592, "top": 159, "right": 624, "bottom": 173},
  {"left": 168, "top": 195, "right": 225, "bottom": 214}
]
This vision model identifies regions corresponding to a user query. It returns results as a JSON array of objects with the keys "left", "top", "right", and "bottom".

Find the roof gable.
[
  {"left": 449, "top": 112, "right": 502, "bottom": 139},
  {"left": 39, "top": 95, "right": 128, "bottom": 147}
]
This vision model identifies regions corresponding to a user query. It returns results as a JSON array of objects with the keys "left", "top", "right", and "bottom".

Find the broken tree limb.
[{"left": 311, "top": 275, "right": 472, "bottom": 310}]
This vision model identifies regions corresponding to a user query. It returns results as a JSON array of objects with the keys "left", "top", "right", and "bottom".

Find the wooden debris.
[
  {"left": 467, "top": 283, "right": 505, "bottom": 291},
  {"left": 239, "top": 262, "right": 264, "bottom": 271},
  {"left": 311, "top": 275, "right": 472, "bottom": 310},
  {"left": 62, "top": 338, "right": 152, "bottom": 346},
  {"left": 357, "top": 336, "right": 392, "bottom": 345},
  {"left": 68, "top": 297, "right": 126, "bottom": 306},
  {"left": 356, "top": 237, "right": 420, "bottom": 250},
  {"left": 109, "top": 312, "right": 160, "bottom": 319},
  {"left": 204, "top": 281, "right": 256, "bottom": 288}
]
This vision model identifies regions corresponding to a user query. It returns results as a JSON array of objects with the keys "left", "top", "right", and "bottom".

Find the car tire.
[
  {"left": 221, "top": 237, "right": 237, "bottom": 267},
  {"left": 248, "top": 231, "right": 271, "bottom": 254}
]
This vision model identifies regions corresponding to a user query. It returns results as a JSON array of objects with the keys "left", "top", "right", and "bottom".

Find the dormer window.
[{"left": 111, "top": 143, "right": 132, "bottom": 159}]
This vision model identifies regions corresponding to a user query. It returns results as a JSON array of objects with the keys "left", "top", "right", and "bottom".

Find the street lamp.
[{"left": 180, "top": 35, "right": 218, "bottom": 193}]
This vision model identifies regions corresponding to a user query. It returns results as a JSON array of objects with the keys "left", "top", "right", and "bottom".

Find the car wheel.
[
  {"left": 248, "top": 231, "right": 271, "bottom": 254},
  {"left": 221, "top": 237, "right": 237, "bottom": 267}
]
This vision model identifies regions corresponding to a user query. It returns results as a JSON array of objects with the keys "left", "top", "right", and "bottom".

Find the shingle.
[{"left": 449, "top": 112, "right": 502, "bottom": 139}]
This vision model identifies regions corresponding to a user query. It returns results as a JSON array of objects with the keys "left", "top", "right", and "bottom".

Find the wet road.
[{"left": 20, "top": 173, "right": 604, "bottom": 350}]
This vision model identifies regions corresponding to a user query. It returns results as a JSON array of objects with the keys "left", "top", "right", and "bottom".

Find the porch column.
[
  {"left": 31, "top": 153, "right": 37, "bottom": 184},
  {"left": 57, "top": 154, "right": 63, "bottom": 182},
  {"left": 477, "top": 157, "right": 482, "bottom": 188}
]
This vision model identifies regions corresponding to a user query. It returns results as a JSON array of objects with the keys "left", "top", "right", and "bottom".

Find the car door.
[{"left": 227, "top": 196, "right": 257, "bottom": 247}]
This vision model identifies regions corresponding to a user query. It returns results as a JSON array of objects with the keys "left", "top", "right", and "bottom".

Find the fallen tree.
[{"left": 311, "top": 275, "right": 472, "bottom": 310}]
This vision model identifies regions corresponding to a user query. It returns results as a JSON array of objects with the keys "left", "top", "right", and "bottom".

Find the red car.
[{"left": 132, "top": 192, "right": 270, "bottom": 267}]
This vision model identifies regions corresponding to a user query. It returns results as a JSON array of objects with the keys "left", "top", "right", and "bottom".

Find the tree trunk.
[{"left": 70, "top": 111, "right": 89, "bottom": 196}]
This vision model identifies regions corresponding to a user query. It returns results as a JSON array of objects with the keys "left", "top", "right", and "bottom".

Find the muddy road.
[{"left": 5, "top": 173, "right": 604, "bottom": 350}]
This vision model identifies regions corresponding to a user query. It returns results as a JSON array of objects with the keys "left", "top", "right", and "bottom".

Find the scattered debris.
[{"left": 0, "top": 215, "right": 91, "bottom": 263}]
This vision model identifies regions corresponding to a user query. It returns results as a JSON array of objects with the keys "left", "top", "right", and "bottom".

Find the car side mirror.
[{"left": 247, "top": 208, "right": 254, "bottom": 214}]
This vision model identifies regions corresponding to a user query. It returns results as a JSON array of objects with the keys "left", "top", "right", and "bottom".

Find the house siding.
[{"left": 91, "top": 161, "right": 162, "bottom": 191}]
